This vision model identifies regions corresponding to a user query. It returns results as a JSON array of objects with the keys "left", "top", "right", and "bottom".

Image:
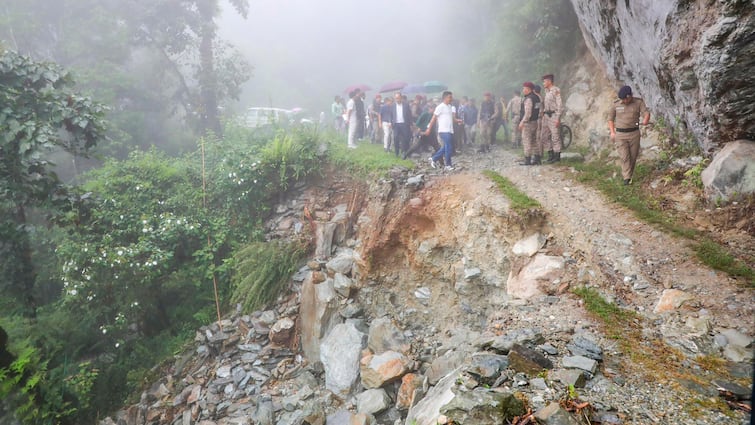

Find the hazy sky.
[{"left": 218, "top": 0, "right": 496, "bottom": 114}]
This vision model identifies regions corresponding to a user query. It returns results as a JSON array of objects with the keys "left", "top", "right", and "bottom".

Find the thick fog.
[{"left": 218, "top": 0, "right": 497, "bottom": 115}]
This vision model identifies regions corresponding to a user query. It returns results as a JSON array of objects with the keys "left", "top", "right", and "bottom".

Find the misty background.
[{"left": 218, "top": 0, "right": 497, "bottom": 114}]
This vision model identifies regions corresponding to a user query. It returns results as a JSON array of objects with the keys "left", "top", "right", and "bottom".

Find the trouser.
[
  {"left": 370, "top": 119, "right": 380, "bottom": 143},
  {"left": 357, "top": 120, "right": 365, "bottom": 139},
  {"left": 382, "top": 123, "right": 393, "bottom": 150},
  {"left": 511, "top": 115, "right": 522, "bottom": 146},
  {"left": 464, "top": 124, "right": 476, "bottom": 145},
  {"left": 479, "top": 120, "right": 494, "bottom": 148},
  {"left": 393, "top": 122, "right": 411, "bottom": 156},
  {"left": 347, "top": 119, "right": 358, "bottom": 148},
  {"left": 491, "top": 121, "right": 501, "bottom": 144},
  {"left": 540, "top": 115, "right": 561, "bottom": 153},
  {"left": 615, "top": 131, "right": 641, "bottom": 180},
  {"left": 522, "top": 121, "right": 539, "bottom": 157},
  {"left": 432, "top": 132, "right": 454, "bottom": 167},
  {"left": 405, "top": 130, "right": 440, "bottom": 158}
]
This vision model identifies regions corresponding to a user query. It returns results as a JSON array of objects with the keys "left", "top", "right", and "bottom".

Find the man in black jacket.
[{"left": 391, "top": 92, "right": 414, "bottom": 157}]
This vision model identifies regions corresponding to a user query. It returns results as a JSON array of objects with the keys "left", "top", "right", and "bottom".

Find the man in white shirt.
[
  {"left": 345, "top": 89, "right": 360, "bottom": 149},
  {"left": 425, "top": 91, "right": 459, "bottom": 170}
]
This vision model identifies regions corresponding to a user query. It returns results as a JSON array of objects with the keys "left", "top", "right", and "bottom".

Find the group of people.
[{"left": 330, "top": 75, "right": 650, "bottom": 184}]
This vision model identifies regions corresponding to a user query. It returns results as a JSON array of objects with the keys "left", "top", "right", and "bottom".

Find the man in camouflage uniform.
[
  {"left": 540, "top": 74, "right": 564, "bottom": 163},
  {"left": 518, "top": 82, "right": 541, "bottom": 165},
  {"left": 608, "top": 85, "right": 650, "bottom": 185},
  {"left": 477, "top": 92, "right": 497, "bottom": 153},
  {"left": 507, "top": 89, "right": 522, "bottom": 147}
]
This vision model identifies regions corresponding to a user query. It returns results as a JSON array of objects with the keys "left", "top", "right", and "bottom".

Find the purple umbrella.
[
  {"left": 378, "top": 81, "right": 408, "bottom": 93},
  {"left": 343, "top": 84, "right": 371, "bottom": 95},
  {"left": 402, "top": 84, "right": 425, "bottom": 94}
]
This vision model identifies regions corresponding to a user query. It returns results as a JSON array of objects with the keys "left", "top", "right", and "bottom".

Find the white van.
[{"left": 243, "top": 107, "right": 293, "bottom": 128}]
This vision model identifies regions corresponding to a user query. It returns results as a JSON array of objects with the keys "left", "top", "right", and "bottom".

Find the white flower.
[
  {"left": 115, "top": 342, "right": 120, "bottom": 348},
  {"left": 102, "top": 328, "right": 107, "bottom": 334},
  {"left": 117, "top": 250, "right": 123, "bottom": 256},
  {"left": 142, "top": 219, "right": 148, "bottom": 225},
  {"left": 152, "top": 260, "right": 157, "bottom": 266}
]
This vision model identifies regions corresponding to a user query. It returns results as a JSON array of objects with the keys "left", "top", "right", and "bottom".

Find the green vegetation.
[
  {"left": 326, "top": 134, "right": 414, "bottom": 175},
  {"left": 483, "top": 170, "right": 541, "bottom": 211},
  {"left": 231, "top": 240, "right": 308, "bottom": 313},
  {"left": 473, "top": 0, "right": 581, "bottom": 93},
  {"left": 572, "top": 287, "right": 636, "bottom": 335},
  {"left": 562, "top": 156, "right": 753, "bottom": 284}
]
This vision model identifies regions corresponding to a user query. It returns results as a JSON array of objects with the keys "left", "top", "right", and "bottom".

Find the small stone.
[
  {"left": 333, "top": 273, "right": 355, "bottom": 298},
  {"left": 408, "top": 197, "right": 424, "bottom": 208},
  {"left": 406, "top": 175, "right": 424, "bottom": 187},
  {"left": 713, "top": 333, "right": 728, "bottom": 348},
  {"left": 552, "top": 369, "right": 586, "bottom": 388},
  {"left": 723, "top": 344, "right": 753, "bottom": 363},
  {"left": 360, "top": 351, "right": 411, "bottom": 389},
  {"left": 530, "top": 377, "right": 548, "bottom": 390},
  {"left": 414, "top": 287, "right": 431, "bottom": 300},
  {"left": 653, "top": 289, "right": 694, "bottom": 313},
  {"left": 713, "top": 380, "right": 751, "bottom": 400},
  {"left": 566, "top": 335, "right": 603, "bottom": 361},
  {"left": 396, "top": 373, "right": 424, "bottom": 411},
  {"left": 355, "top": 388, "right": 391, "bottom": 415},
  {"left": 269, "top": 317, "right": 296, "bottom": 347},
  {"left": 508, "top": 344, "right": 553, "bottom": 375},
  {"left": 721, "top": 329, "right": 752, "bottom": 348},
  {"left": 562, "top": 355, "right": 597, "bottom": 374},
  {"left": 464, "top": 268, "right": 482, "bottom": 280},
  {"left": 216, "top": 365, "right": 232, "bottom": 379},
  {"left": 534, "top": 402, "right": 580, "bottom": 425},
  {"left": 538, "top": 344, "right": 559, "bottom": 355},
  {"left": 466, "top": 353, "right": 509, "bottom": 380}
]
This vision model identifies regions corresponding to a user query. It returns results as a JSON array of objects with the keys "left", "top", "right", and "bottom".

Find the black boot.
[
  {"left": 546, "top": 150, "right": 554, "bottom": 163},
  {"left": 552, "top": 151, "right": 561, "bottom": 162},
  {"left": 519, "top": 156, "right": 531, "bottom": 166},
  {"left": 532, "top": 155, "right": 542, "bottom": 165}
]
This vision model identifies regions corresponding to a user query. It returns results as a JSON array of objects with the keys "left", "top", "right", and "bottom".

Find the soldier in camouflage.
[{"left": 540, "top": 74, "right": 564, "bottom": 163}]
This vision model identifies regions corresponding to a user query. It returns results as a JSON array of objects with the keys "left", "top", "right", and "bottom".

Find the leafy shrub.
[{"left": 231, "top": 240, "right": 308, "bottom": 313}]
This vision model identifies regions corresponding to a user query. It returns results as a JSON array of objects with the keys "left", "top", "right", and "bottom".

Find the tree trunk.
[
  {"left": 197, "top": 0, "right": 222, "bottom": 137},
  {"left": 13, "top": 204, "right": 37, "bottom": 318}
]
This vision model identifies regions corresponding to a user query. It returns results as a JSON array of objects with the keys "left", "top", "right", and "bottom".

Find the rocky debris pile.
[{"left": 101, "top": 168, "right": 753, "bottom": 425}]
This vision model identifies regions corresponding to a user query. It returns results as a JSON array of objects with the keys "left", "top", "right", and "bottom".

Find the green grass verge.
[
  {"left": 562, "top": 157, "right": 753, "bottom": 285},
  {"left": 326, "top": 137, "right": 414, "bottom": 176},
  {"left": 483, "top": 170, "right": 541, "bottom": 211}
]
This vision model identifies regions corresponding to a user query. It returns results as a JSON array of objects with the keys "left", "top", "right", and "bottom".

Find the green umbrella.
[{"left": 423, "top": 80, "right": 448, "bottom": 93}]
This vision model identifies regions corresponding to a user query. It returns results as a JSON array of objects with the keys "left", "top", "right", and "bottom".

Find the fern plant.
[{"left": 230, "top": 240, "right": 308, "bottom": 313}]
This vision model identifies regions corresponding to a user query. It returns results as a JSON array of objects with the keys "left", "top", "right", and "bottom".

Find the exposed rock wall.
[{"left": 571, "top": 0, "right": 755, "bottom": 151}]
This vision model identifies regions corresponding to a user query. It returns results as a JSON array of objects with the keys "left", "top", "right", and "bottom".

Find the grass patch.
[
  {"left": 562, "top": 157, "right": 753, "bottom": 284},
  {"left": 573, "top": 286, "right": 635, "bottom": 332},
  {"left": 483, "top": 170, "right": 541, "bottom": 211},
  {"left": 326, "top": 137, "right": 414, "bottom": 176},
  {"left": 694, "top": 239, "right": 755, "bottom": 283}
]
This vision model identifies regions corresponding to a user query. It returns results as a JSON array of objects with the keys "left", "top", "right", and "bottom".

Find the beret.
[
  {"left": 618, "top": 85, "right": 633, "bottom": 99},
  {"left": 523, "top": 82, "right": 535, "bottom": 89}
]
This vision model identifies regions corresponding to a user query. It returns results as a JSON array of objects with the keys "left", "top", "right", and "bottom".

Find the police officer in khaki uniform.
[
  {"left": 507, "top": 89, "right": 522, "bottom": 147},
  {"left": 518, "top": 81, "right": 541, "bottom": 165},
  {"left": 608, "top": 85, "right": 650, "bottom": 185},
  {"left": 540, "top": 74, "right": 563, "bottom": 163}
]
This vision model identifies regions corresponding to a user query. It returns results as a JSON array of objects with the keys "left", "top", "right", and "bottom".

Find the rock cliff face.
[{"left": 571, "top": 0, "right": 755, "bottom": 150}]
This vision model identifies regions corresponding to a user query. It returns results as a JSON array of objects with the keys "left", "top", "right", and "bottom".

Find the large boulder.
[
  {"left": 367, "top": 317, "right": 410, "bottom": 354},
  {"left": 320, "top": 323, "right": 366, "bottom": 397},
  {"left": 571, "top": 0, "right": 755, "bottom": 150},
  {"left": 506, "top": 255, "right": 565, "bottom": 299},
  {"left": 300, "top": 274, "right": 341, "bottom": 361},
  {"left": 701, "top": 140, "right": 755, "bottom": 202},
  {"left": 405, "top": 368, "right": 525, "bottom": 425}
]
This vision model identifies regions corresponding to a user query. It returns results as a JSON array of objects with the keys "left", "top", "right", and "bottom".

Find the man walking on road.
[
  {"left": 518, "top": 82, "right": 541, "bottom": 165},
  {"left": 608, "top": 85, "right": 650, "bottom": 185},
  {"left": 392, "top": 92, "right": 414, "bottom": 157},
  {"left": 426, "top": 91, "right": 459, "bottom": 171},
  {"left": 345, "top": 89, "right": 360, "bottom": 149},
  {"left": 541, "top": 74, "right": 564, "bottom": 163}
]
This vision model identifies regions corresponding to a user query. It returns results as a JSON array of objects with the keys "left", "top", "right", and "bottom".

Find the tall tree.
[{"left": 0, "top": 49, "right": 106, "bottom": 315}]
